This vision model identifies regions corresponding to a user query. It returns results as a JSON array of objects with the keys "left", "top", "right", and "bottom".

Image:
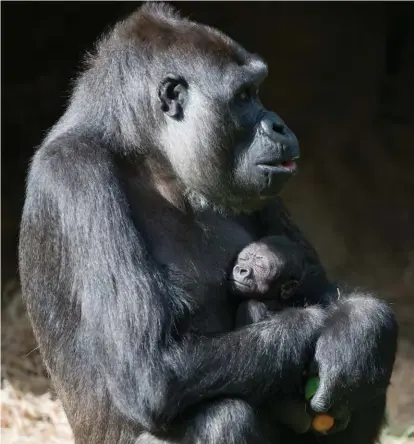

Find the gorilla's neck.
[
  {"left": 120, "top": 154, "right": 265, "bottom": 218},
  {"left": 185, "top": 190, "right": 266, "bottom": 217},
  {"left": 185, "top": 190, "right": 231, "bottom": 216},
  {"left": 118, "top": 153, "right": 189, "bottom": 213}
]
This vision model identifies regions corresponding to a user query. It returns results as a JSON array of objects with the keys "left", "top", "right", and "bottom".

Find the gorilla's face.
[
  {"left": 232, "top": 241, "right": 282, "bottom": 296},
  {"left": 156, "top": 27, "right": 299, "bottom": 212},
  {"left": 231, "top": 237, "right": 303, "bottom": 300}
]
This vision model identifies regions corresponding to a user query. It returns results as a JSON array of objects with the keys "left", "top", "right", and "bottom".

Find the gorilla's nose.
[
  {"left": 233, "top": 264, "right": 252, "bottom": 280},
  {"left": 260, "top": 113, "right": 286, "bottom": 138}
]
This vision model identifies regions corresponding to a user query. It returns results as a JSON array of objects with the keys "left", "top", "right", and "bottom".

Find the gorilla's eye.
[
  {"left": 238, "top": 87, "right": 250, "bottom": 102},
  {"left": 235, "top": 84, "right": 258, "bottom": 104},
  {"left": 255, "top": 256, "right": 267, "bottom": 270}
]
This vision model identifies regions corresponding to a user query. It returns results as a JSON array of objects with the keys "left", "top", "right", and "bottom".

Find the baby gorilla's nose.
[{"left": 233, "top": 264, "right": 253, "bottom": 280}]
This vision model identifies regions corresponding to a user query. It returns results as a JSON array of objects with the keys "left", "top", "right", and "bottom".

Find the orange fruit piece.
[{"left": 312, "top": 414, "right": 334, "bottom": 432}]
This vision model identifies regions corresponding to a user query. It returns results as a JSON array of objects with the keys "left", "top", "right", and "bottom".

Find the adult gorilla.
[{"left": 19, "top": 3, "right": 397, "bottom": 443}]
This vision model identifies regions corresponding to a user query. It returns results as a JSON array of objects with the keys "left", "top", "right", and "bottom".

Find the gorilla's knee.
[{"left": 185, "top": 399, "right": 268, "bottom": 444}]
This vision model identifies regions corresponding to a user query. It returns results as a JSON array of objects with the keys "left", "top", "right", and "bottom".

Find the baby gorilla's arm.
[
  {"left": 235, "top": 300, "right": 314, "bottom": 434},
  {"left": 235, "top": 300, "right": 270, "bottom": 327}
]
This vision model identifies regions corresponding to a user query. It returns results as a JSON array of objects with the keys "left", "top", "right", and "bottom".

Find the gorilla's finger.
[{"left": 309, "top": 375, "right": 334, "bottom": 413}]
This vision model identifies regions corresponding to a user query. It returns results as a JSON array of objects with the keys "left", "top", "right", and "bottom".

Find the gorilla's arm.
[
  {"left": 259, "top": 198, "right": 398, "bottom": 440},
  {"left": 310, "top": 291, "right": 397, "bottom": 417},
  {"left": 235, "top": 300, "right": 271, "bottom": 326},
  {"left": 19, "top": 140, "right": 326, "bottom": 433}
]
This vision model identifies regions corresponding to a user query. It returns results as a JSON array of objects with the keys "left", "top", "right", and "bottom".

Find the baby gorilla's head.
[{"left": 231, "top": 236, "right": 306, "bottom": 300}]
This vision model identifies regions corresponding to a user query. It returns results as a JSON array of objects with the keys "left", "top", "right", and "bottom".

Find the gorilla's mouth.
[
  {"left": 281, "top": 160, "right": 297, "bottom": 169},
  {"left": 230, "top": 279, "right": 254, "bottom": 292},
  {"left": 257, "top": 159, "right": 298, "bottom": 174}
]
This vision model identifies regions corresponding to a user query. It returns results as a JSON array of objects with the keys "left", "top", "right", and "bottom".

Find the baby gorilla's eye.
[{"left": 254, "top": 256, "right": 267, "bottom": 270}]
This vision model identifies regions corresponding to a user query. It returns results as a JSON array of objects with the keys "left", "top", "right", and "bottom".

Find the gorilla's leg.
[
  {"left": 135, "top": 399, "right": 276, "bottom": 444},
  {"left": 183, "top": 399, "right": 275, "bottom": 444}
]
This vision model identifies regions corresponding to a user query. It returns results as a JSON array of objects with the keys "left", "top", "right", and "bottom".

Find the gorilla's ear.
[{"left": 158, "top": 74, "right": 188, "bottom": 120}]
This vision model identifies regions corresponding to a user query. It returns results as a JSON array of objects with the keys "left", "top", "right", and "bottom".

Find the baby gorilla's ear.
[{"left": 280, "top": 280, "right": 300, "bottom": 299}]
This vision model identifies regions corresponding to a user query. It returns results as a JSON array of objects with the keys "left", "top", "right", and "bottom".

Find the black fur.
[{"left": 19, "top": 3, "right": 398, "bottom": 443}]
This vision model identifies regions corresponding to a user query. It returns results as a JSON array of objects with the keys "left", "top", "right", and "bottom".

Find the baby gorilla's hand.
[{"left": 235, "top": 300, "right": 270, "bottom": 327}]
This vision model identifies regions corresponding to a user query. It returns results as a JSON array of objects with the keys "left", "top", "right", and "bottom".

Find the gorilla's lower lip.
[
  {"left": 230, "top": 280, "right": 252, "bottom": 290},
  {"left": 257, "top": 160, "right": 298, "bottom": 174}
]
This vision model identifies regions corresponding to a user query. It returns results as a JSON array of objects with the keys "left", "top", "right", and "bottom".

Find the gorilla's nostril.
[
  {"left": 272, "top": 122, "right": 285, "bottom": 135},
  {"left": 239, "top": 267, "right": 251, "bottom": 277},
  {"left": 261, "top": 117, "right": 286, "bottom": 138}
]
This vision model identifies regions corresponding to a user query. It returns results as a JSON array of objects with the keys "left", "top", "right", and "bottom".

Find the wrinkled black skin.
[{"left": 19, "top": 3, "right": 398, "bottom": 444}]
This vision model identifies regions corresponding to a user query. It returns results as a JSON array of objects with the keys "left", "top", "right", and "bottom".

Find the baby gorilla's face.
[{"left": 231, "top": 238, "right": 303, "bottom": 300}]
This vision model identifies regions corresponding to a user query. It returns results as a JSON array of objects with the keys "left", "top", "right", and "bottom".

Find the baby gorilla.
[
  {"left": 231, "top": 235, "right": 307, "bottom": 327},
  {"left": 230, "top": 235, "right": 318, "bottom": 434}
]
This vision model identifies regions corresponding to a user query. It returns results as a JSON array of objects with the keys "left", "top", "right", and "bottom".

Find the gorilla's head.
[
  {"left": 69, "top": 3, "right": 300, "bottom": 212},
  {"left": 231, "top": 236, "right": 305, "bottom": 299}
]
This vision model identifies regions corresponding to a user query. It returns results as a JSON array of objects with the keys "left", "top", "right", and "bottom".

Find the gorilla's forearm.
[{"left": 156, "top": 306, "right": 327, "bottom": 426}]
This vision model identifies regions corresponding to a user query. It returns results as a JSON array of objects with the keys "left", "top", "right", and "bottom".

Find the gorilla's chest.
[
  {"left": 151, "top": 211, "right": 254, "bottom": 289},
  {"left": 145, "top": 210, "right": 255, "bottom": 332}
]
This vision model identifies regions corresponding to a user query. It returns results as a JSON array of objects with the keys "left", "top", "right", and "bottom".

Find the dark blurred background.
[{"left": 2, "top": 1, "right": 414, "bottom": 436}]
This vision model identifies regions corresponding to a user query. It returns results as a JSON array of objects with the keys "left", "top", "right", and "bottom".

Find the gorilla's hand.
[{"left": 309, "top": 295, "right": 397, "bottom": 431}]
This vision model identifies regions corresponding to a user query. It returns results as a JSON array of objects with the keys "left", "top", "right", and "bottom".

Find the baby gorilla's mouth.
[
  {"left": 230, "top": 280, "right": 251, "bottom": 288},
  {"left": 230, "top": 279, "right": 254, "bottom": 293}
]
